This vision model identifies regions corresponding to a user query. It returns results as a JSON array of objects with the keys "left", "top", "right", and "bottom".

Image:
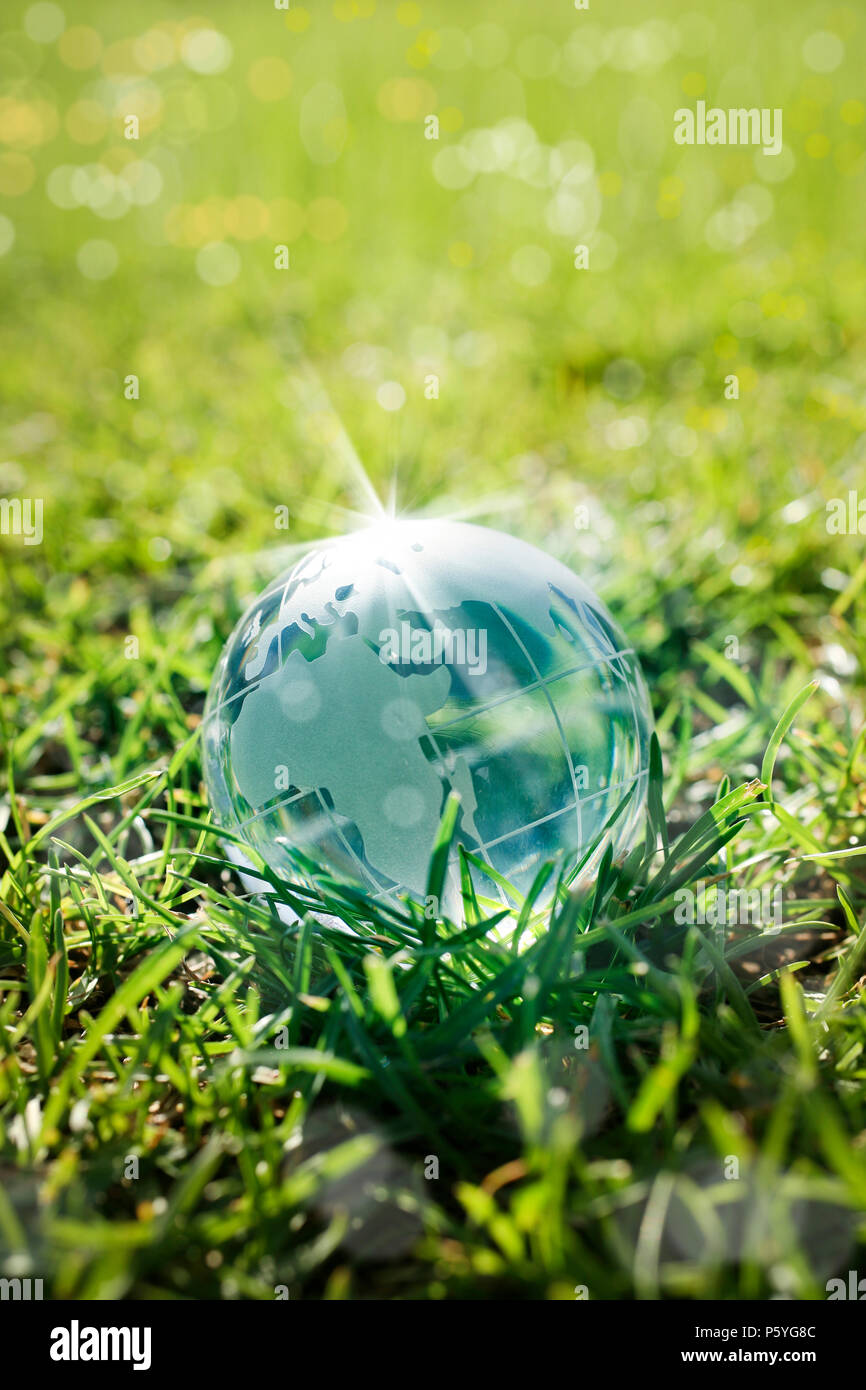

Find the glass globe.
[{"left": 203, "top": 520, "right": 652, "bottom": 912}]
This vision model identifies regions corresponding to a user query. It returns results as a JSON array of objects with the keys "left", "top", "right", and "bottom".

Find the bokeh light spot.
[
  {"left": 805, "top": 132, "right": 830, "bottom": 158},
  {"left": 248, "top": 57, "right": 292, "bottom": 102},
  {"left": 448, "top": 240, "right": 473, "bottom": 267},
  {"left": 377, "top": 381, "right": 406, "bottom": 412},
  {"left": 377, "top": 77, "right": 436, "bottom": 122},
  {"left": 802, "top": 31, "right": 844, "bottom": 73},
  {"left": 181, "top": 29, "right": 233, "bottom": 76},
  {"left": 195, "top": 240, "right": 241, "bottom": 286},
  {"left": 285, "top": 7, "right": 311, "bottom": 32},
  {"left": 148, "top": 536, "right": 172, "bottom": 562},
  {"left": 134, "top": 28, "right": 176, "bottom": 72},
  {"left": 77, "top": 239, "right": 118, "bottom": 280},
  {"left": 681, "top": 71, "right": 705, "bottom": 97},
  {"left": 510, "top": 244, "right": 550, "bottom": 286},
  {"left": 0, "top": 96, "right": 59, "bottom": 149},
  {"left": 24, "top": 3, "right": 65, "bottom": 44},
  {"left": 224, "top": 195, "right": 270, "bottom": 240}
]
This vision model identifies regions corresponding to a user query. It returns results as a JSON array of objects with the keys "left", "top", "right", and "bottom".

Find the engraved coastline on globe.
[{"left": 202, "top": 520, "right": 652, "bottom": 912}]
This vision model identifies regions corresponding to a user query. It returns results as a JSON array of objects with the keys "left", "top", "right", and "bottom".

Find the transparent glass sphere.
[{"left": 203, "top": 520, "right": 652, "bottom": 911}]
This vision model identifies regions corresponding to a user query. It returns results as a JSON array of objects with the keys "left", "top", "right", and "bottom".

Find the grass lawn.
[{"left": 1, "top": 0, "right": 866, "bottom": 1300}]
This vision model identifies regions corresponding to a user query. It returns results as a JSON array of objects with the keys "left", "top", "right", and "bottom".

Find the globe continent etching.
[
  {"left": 203, "top": 521, "right": 652, "bottom": 906},
  {"left": 231, "top": 637, "right": 455, "bottom": 893}
]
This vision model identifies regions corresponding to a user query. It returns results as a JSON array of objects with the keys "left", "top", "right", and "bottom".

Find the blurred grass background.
[
  {"left": 3, "top": 0, "right": 865, "bottom": 589},
  {"left": 2, "top": 0, "right": 866, "bottom": 1302}
]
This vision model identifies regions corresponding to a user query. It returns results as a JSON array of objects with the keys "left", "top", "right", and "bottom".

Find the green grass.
[{"left": 2, "top": 0, "right": 866, "bottom": 1300}]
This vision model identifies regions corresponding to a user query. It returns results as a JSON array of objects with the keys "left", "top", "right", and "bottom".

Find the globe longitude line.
[
  {"left": 583, "top": 603, "right": 648, "bottom": 846},
  {"left": 416, "top": 707, "right": 511, "bottom": 911},
  {"left": 617, "top": 644, "right": 650, "bottom": 819},
  {"left": 560, "top": 599, "right": 647, "bottom": 847},
  {"left": 237, "top": 781, "right": 393, "bottom": 898},
  {"left": 476, "top": 769, "right": 649, "bottom": 854},
  {"left": 207, "top": 676, "right": 264, "bottom": 718},
  {"left": 424, "top": 641, "right": 643, "bottom": 843},
  {"left": 616, "top": 647, "right": 646, "bottom": 825},
  {"left": 312, "top": 788, "right": 392, "bottom": 896},
  {"left": 366, "top": 561, "right": 512, "bottom": 909},
  {"left": 240, "top": 785, "right": 314, "bottom": 824},
  {"left": 429, "top": 647, "right": 636, "bottom": 731},
  {"left": 490, "top": 600, "right": 585, "bottom": 853}
]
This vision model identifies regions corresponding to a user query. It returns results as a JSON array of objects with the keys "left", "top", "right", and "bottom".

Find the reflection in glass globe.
[{"left": 203, "top": 520, "right": 652, "bottom": 913}]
